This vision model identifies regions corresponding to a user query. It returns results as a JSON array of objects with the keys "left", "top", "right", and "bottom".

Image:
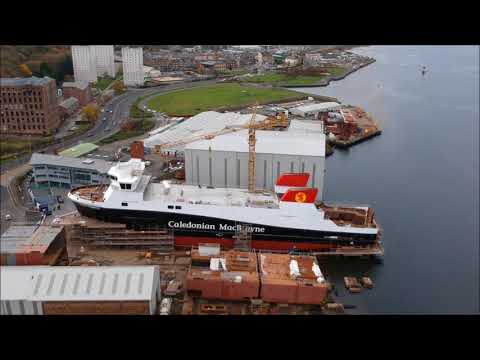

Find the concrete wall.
[{"left": 185, "top": 149, "right": 325, "bottom": 201}]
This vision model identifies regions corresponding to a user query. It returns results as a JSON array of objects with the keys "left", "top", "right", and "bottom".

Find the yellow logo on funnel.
[{"left": 295, "top": 192, "right": 307, "bottom": 203}]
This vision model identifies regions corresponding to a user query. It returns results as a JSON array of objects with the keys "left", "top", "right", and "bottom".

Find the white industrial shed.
[
  {"left": 184, "top": 119, "right": 326, "bottom": 201},
  {"left": 143, "top": 111, "right": 267, "bottom": 151},
  {"left": 290, "top": 102, "right": 341, "bottom": 118},
  {"left": 0, "top": 266, "right": 161, "bottom": 315}
]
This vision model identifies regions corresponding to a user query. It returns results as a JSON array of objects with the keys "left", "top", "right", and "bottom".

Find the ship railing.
[{"left": 317, "top": 201, "right": 374, "bottom": 209}]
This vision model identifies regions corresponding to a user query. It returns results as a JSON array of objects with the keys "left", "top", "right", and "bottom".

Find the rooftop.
[
  {"left": 259, "top": 253, "right": 326, "bottom": 285},
  {"left": 0, "top": 266, "right": 159, "bottom": 302},
  {"left": 143, "top": 111, "right": 267, "bottom": 150},
  {"left": 0, "top": 76, "right": 54, "bottom": 87},
  {"left": 59, "top": 97, "right": 79, "bottom": 109},
  {"left": 291, "top": 102, "right": 341, "bottom": 114},
  {"left": 30, "top": 153, "right": 112, "bottom": 174},
  {"left": 185, "top": 128, "right": 325, "bottom": 157},
  {"left": 62, "top": 81, "right": 89, "bottom": 90},
  {"left": 58, "top": 143, "right": 99, "bottom": 158},
  {"left": 0, "top": 224, "right": 63, "bottom": 254}
]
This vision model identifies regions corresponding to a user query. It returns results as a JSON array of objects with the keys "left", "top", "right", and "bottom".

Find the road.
[
  {"left": 0, "top": 79, "right": 219, "bottom": 232},
  {"left": 0, "top": 78, "right": 218, "bottom": 174}
]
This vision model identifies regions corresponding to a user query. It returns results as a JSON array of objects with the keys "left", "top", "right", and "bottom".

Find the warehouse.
[
  {"left": 143, "top": 111, "right": 268, "bottom": 151},
  {"left": 290, "top": 102, "right": 341, "bottom": 118},
  {"left": 184, "top": 120, "right": 326, "bottom": 201},
  {"left": 30, "top": 153, "right": 111, "bottom": 188},
  {"left": 1, "top": 266, "right": 161, "bottom": 315},
  {"left": 0, "top": 224, "right": 65, "bottom": 266}
]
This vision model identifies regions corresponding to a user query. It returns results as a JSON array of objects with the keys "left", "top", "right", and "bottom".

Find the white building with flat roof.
[
  {"left": 122, "top": 47, "right": 144, "bottom": 86},
  {"left": 71, "top": 45, "right": 97, "bottom": 83}
]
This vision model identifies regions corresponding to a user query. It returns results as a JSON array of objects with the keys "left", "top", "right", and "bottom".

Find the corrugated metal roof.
[
  {"left": 0, "top": 76, "right": 54, "bottom": 87},
  {"left": 0, "top": 225, "right": 63, "bottom": 254},
  {"left": 185, "top": 128, "right": 325, "bottom": 157},
  {"left": 58, "top": 143, "right": 99, "bottom": 158},
  {"left": 1, "top": 267, "right": 49, "bottom": 300},
  {"left": 291, "top": 102, "right": 341, "bottom": 113},
  {"left": 62, "top": 81, "right": 89, "bottom": 90},
  {"left": 143, "top": 111, "right": 267, "bottom": 150},
  {"left": 1, "top": 266, "right": 159, "bottom": 302},
  {"left": 59, "top": 97, "right": 79, "bottom": 109},
  {"left": 30, "top": 153, "right": 112, "bottom": 174}
]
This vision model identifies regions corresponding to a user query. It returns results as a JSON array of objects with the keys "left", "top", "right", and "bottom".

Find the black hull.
[{"left": 73, "top": 202, "right": 378, "bottom": 246}]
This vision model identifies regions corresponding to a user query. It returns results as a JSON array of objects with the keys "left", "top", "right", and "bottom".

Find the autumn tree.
[
  {"left": 19, "top": 63, "right": 33, "bottom": 77},
  {"left": 112, "top": 80, "right": 125, "bottom": 95},
  {"left": 81, "top": 104, "right": 99, "bottom": 122}
]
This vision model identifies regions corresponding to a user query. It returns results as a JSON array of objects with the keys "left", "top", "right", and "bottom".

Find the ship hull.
[{"left": 73, "top": 202, "right": 377, "bottom": 250}]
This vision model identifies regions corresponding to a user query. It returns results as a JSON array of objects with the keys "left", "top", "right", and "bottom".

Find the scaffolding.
[
  {"left": 233, "top": 223, "right": 252, "bottom": 251},
  {"left": 66, "top": 222, "right": 174, "bottom": 259}
]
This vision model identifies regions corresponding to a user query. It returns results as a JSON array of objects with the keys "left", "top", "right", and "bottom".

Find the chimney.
[{"left": 130, "top": 141, "right": 145, "bottom": 160}]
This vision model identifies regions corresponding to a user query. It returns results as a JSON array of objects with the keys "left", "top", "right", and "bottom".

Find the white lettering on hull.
[{"left": 167, "top": 220, "right": 265, "bottom": 233}]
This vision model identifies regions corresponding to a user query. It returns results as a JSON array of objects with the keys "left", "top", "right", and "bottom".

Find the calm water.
[{"left": 294, "top": 46, "right": 479, "bottom": 314}]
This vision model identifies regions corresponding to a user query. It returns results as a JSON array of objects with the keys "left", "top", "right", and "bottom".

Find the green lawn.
[
  {"left": 97, "top": 119, "right": 155, "bottom": 145},
  {"left": 146, "top": 83, "right": 304, "bottom": 116},
  {"left": 243, "top": 67, "right": 348, "bottom": 86},
  {"left": 96, "top": 76, "right": 115, "bottom": 91}
]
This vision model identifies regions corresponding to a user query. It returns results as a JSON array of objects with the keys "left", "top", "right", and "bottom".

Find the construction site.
[{"left": 1, "top": 97, "right": 383, "bottom": 315}]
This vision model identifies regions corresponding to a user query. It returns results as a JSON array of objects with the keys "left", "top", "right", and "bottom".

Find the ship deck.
[{"left": 143, "top": 182, "right": 280, "bottom": 209}]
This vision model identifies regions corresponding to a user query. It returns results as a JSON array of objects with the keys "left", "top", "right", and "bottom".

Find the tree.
[
  {"left": 18, "top": 63, "right": 32, "bottom": 77},
  {"left": 112, "top": 80, "right": 125, "bottom": 95},
  {"left": 81, "top": 104, "right": 99, "bottom": 122}
]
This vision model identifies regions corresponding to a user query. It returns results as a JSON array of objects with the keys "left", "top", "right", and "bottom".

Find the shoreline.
[{"left": 281, "top": 58, "right": 376, "bottom": 88}]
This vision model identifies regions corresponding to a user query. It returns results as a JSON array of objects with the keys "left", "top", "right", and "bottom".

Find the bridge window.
[
  {"left": 121, "top": 202, "right": 128, "bottom": 206},
  {"left": 125, "top": 184, "right": 131, "bottom": 190},
  {"left": 175, "top": 205, "right": 181, "bottom": 209},
  {"left": 167, "top": 205, "right": 174, "bottom": 209}
]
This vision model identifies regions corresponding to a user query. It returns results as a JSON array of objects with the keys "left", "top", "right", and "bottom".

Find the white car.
[{"left": 5, "top": 214, "right": 12, "bottom": 221}]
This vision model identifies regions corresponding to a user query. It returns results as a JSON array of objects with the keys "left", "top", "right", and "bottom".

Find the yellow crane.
[{"left": 152, "top": 104, "right": 289, "bottom": 192}]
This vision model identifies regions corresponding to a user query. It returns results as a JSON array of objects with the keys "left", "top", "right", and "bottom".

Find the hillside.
[{"left": 0, "top": 45, "right": 73, "bottom": 82}]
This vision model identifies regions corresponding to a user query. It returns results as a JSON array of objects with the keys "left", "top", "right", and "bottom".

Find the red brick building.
[
  {"left": 62, "top": 81, "right": 92, "bottom": 106},
  {"left": 0, "top": 76, "right": 61, "bottom": 136}
]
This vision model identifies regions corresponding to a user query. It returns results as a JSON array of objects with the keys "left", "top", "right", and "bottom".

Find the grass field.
[
  {"left": 96, "top": 77, "right": 115, "bottom": 91},
  {"left": 243, "top": 67, "right": 347, "bottom": 86},
  {"left": 146, "top": 84, "right": 304, "bottom": 116}
]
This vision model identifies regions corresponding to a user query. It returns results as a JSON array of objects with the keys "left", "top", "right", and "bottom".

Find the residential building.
[
  {"left": 122, "top": 47, "right": 144, "bottom": 86},
  {"left": 0, "top": 76, "right": 60, "bottom": 136},
  {"left": 71, "top": 46, "right": 97, "bottom": 83},
  {"left": 91, "top": 45, "right": 115, "bottom": 77},
  {"left": 61, "top": 81, "right": 92, "bottom": 106},
  {"left": 30, "top": 153, "right": 112, "bottom": 188},
  {"left": 71, "top": 45, "right": 116, "bottom": 83}
]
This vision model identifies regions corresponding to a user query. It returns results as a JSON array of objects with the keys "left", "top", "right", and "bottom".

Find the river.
[{"left": 294, "top": 46, "right": 479, "bottom": 314}]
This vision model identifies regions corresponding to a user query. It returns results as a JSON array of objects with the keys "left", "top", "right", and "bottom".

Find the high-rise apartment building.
[
  {"left": 91, "top": 45, "right": 115, "bottom": 77},
  {"left": 0, "top": 77, "right": 61, "bottom": 136},
  {"left": 71, "top": 46, "right": 97, "bottom": 83},
  {"left": 71, "top": 45, "right": 115, "bottom": 83},
  {"left": 122, "top": 47, "right": 144, "bottom": 86}
]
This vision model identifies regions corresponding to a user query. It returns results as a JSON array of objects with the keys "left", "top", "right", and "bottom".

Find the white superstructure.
[
  {"left": 68, "top": 159, "right": 376, "bottom": 237},
  {"left": 122, "top": 47, "right": 144, "bottom": 86}
]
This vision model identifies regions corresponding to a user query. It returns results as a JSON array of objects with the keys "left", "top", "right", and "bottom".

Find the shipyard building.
[{"left": 144, "top": 111, "right": 326, "bottom": 201}]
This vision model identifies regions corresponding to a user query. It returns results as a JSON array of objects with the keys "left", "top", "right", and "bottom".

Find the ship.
[{"left": 68, "top": 159, "right": 381, "bottom": 252}]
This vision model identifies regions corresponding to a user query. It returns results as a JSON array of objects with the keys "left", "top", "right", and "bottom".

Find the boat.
[{"left": 68, "top": 159, "right": 381, "bottom": 252}]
